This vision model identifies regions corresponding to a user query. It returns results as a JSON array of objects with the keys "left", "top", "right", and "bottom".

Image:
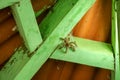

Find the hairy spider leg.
[
  {"left": 69, "top": 41, "right": 77, "bottom": 47},
  {"left": 69, "top": 44, "right": 76, "bottom": 51},
  {"left": 65, "top": 46, "right": 68, "bottom": 53}
]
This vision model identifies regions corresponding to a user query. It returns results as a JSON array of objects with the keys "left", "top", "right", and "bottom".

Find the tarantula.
[{"left": 59, "top": 36, "right": 77, "bottom": 53}]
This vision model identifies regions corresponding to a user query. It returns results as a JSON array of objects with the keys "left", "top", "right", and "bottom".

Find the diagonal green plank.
[
  {"left": 39, "top": 0, "right": 78, "bottom": 40},
  {"left": 50, "top": 37, "right": 114, "bottom": 70},
  {"left": 111, "top": 0, "right": 120, "bottom": 80},
  {"left": 11, "top": 0, "right": 42, "bottom": 52},
  {"left": 0, "top": 0, "right": 95, "bottom": 80},
  {"left": 0, "top": 0, "right": 20, "bottom": 9}
]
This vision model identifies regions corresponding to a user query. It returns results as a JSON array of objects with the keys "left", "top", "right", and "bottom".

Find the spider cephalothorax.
[{"left": 59, "top": 36, "right": 77, "bottom": 53}]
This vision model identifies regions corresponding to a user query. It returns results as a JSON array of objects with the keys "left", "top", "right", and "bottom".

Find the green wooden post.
[
  {"left": 11, "top": 0, "right": 42, "bottom": 52},
  {"left": 0, "top": 0, "right": 20, "bottom": 9},
  {"left": 0, "top": 0, "right": 95, "bottom": 80},
  {"left": 118, "top": 0, "right": 120, "bottom": 76},
  {"left": 118, "top": 0, "right": 120, "bottom": 48},
  {"left": 111, "top": 0, "right": 120, "bottom": 80},
  {"left": 118, "top": 0, "right": 120, "bottom": 49},
  {"left": 50, "top": 37, "right": 114, "bottom": 70}
]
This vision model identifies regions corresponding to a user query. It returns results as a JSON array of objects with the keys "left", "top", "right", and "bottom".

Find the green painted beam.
[
  {"left": 39, "top": 0, "right": 94, "bottom": 40},
  {"left": 118, "top": 0, "right": 120, "bottom": 48},
  {"left": 0, "top": 0, "right": 20, "bottom": 9},
  {"left": 50, "top": 37, "right": 114, "bottom": 70},
  {"left": 39, "top": 0, "right": 78, "bottom": 40},
  {"left": 111, "top": 0, "right": 120, "bottom": 80},
  {"left": 11, "top": 0, "right": 42, "bottom": 52},
  {"left": 0, "top": 0, "right": 95, "bottom": 80},
  {"left": 117, "top": 0, "right": 120, "bottom": 64}
]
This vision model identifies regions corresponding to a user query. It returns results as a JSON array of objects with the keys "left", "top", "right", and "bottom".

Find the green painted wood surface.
[
  {"left": 0, "top": 0, "right": 20, "bottom": 9},
  {"left": 117, "top": 0, "right": 120, "bottom": 61},
  {"left": 39, "top": 0, "right": 78, "bottom": 40},
  {"left": 111, "top": 0, "right": 120, "bottom": 80},
  {"left": 11, "top": 0, "right": 42, "bottom": 52},
  {"left": 50, "top": 37, "right": 114, "bottom": 70},
  {"left": 0, "top": 46, "right": 30, "bottom": 80},
  {"left": 0, "top": 0, "right": 95, "bottom": 80},
  {"left": 118, "top": 0, "right": 120, "bottom": 49}
]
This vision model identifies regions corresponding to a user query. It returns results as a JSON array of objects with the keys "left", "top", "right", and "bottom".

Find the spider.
[{"left": 58, "top": 36, "right": 77, "bottom": 53}]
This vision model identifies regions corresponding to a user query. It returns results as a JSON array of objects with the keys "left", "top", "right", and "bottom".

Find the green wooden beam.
[
  {"left": 39, "top": 0, "right": 95, "bottom": 40},
  {"left": 0, "top": 0, "right": 95, "bottom": 80},
  {"left": 111, "top": 0, "right": 120, "bottom": 80},
  {"left": 11, "top": 0, "right": 42, "bottom": 52},
  {"left": 118, "top": 0, "right": 120, "bottom": 48},
  {"left": 50, "top": 37, "right": 114, "bottom": 70},
  {"left": 117, "top": 0, "right": 120, "bottom": 63},
  {"left": 0, "top": 0, "right": 20, "bottom": 9},
  {"left": 39, "top": 0, "right": 78, "bottom": 40}
]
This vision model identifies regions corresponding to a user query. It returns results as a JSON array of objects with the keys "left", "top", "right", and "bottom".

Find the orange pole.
[
  {"left": 46, "top": 60, "right": 65, "bottom": 80},
  {"left": 94, "top": 69, "right": 111, "bottom": 80},
  {"left": 59, "top": 62, "right": 75, "bottom": 80},
  {"left": 0, "top": 7, "right": 11, "bottom": 23},
  {"left": 32, "top": 59, "right": 56, "bottom": 80},
  {"left": 0, "top": 16, "right": 17, "bottom": 45},
  {"left": 0, "top": 33, "right": 23, "bottom": 65},
  {"left": 70, "top": 65, "right": 95, "bottom": 80}
]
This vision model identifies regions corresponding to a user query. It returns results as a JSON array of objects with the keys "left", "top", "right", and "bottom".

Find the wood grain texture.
[
  {"left": 0, "top": 33, "right": 23, "bottom": 65},
  {"left": 94, "top": 69, "right": 111, "bottom": 80},
  {"left": 0, "top": 16, "right": 17, "bottom": 45},
  {"left": 0, "top": 7, "right": 11, "bottom": 23},
  {"left": 70, "top": 65, "right": 95, "bottom": 80}
]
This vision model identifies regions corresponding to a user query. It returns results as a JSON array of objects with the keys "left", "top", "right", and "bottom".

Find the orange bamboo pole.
[
  {"left": 0, "top": 33, "right": 23, "bottom": 65},
  {"left": 94, "top": 69, "right": 111, "bottom": 80},
  {"left": 0, "top": 16, "right": 17, "bottom": 45},
  {"left": 70, "top": 65, "right": 95, "bottom": 80},
  {"left": 0, "top": 7, "right": 11, "bottom": 23},
  {"left": 32, "top": 59, "right": 55, "bottom": 80},
  {"left": 59, "top": 62, "right": 75, "bottom": 80}
]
